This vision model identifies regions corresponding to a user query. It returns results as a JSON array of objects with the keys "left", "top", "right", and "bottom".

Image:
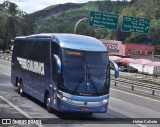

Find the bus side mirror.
[
  {"left": 110, "top": 60, "right": 119, "bottom": 78},
  {"left": 53, "top": 54, "right": 61, "bottom": 74}
]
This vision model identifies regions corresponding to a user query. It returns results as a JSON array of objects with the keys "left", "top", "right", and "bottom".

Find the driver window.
[{"left": 51, "top": 42, "right": 60, "bottom": 83}]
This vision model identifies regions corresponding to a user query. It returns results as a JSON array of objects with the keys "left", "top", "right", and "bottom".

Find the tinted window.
[
  {"left": 60, "top": 49, "right": 109, "bottom": 96},
  {"left": 32, "top": 40, "right": 50, "bottom": 63},
  {"left": 51, "top": 42, "right": 60, "bottom": 82},
  {"left": 14, "top": 39, "right": 50, "bottom": 63},
  {"left": 14, "top": 39, "right": 26, "bottom": 57},
  {"left": 52, "top": 42, "right": 60, "bottom": 55}
]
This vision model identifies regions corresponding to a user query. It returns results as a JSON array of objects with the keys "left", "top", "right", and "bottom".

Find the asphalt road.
[{"left": 0, "top": 59, "right": 160, "bottom": 127}]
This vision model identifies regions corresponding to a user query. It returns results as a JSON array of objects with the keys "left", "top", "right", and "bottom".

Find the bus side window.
[
  {"left": 32, "top": 40, "right": 50, "bottom": 64},
  {"left": 14, "top": 40, "right": 25, "bottom": 58},
  {"left": 23, "top": 40, "right": 35, "bottom": 59},
  {"left": 52, "top": 42, "right": 59, "bottom": 55}
]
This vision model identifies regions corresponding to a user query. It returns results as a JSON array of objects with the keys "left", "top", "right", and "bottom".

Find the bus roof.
[{"left": 16, "top": 33, "right": 107, "bottom": 52}]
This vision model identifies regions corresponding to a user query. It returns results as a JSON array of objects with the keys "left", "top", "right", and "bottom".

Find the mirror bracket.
[
  {"left": 53, "top": 54, "right": 61, "bottom": 73},
  {"left": 110, "top": 60, "right": 119, "bottom": 78}
]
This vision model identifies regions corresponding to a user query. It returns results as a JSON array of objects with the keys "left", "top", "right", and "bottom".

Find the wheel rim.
[
  {"left": 20, "top": 85, "right": 23, "bottom": 94},
  {"left": 47, "top": 97, "right": 51, "bottom": 107},
  {"left": 17, "top": 83, "right": 20, "bottom": 88},
  {"left": 17, "top": 83, "right": 20, "bottom": 93}
]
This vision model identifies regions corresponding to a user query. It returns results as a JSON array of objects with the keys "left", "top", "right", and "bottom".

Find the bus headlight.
[
  {"left": 100, "top": 99, "right": 109, "bottom": 104},
  {"left": 62, "top": 96, "right": 69, "bottom": 101},
  {"left": 56, "top": 93, "right": 70, "bottom": 102}
]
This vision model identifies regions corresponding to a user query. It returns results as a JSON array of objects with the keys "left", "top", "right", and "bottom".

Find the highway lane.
[
  {"left": 0, "top": 59, "right": 10, "bottom": 75},
  {"left": 0, "top": 59, "right": 160, "bottom": 127}
]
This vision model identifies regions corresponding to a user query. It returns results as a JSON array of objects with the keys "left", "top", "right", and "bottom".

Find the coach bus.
[{"left": 11, "top": 33, "right": 119, "bottom": 114}]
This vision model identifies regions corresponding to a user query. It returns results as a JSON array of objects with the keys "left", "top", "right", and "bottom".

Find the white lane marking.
[
  {"left": 0, "top": 59, "right": 10, "bottom": 63},
  {"left": 0, "top": 95, "right": 43, "bottom": 127},
  {"left": 1, "top": 73, "right": 10, "bottom": 76},
  {"left": 137, "top": 124, "right": 147, "bottom": 127},
  {"left": 111, "top": 94, "right": 147, "bottom": 127},
  {"left": 111, "top": 88, "right": 160, "bottom": 103},
  {"left": 0, "top": 95, "right": 31, "bottom": 118},
  {"left": 110, "top": 97, "right": 122, "bottom": 102}
]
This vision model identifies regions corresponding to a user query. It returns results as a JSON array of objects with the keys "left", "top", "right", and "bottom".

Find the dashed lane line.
[
  {"left": 137, "top": 124, "right": 147, "bottom": 127},
  {"left": 110, "top": 97, "right": 147, "bottom": 127},
  {"left": 0, "top": 59, "right": 10, "bottom": 63},
  {"left": 110, "top": 97, "right": 122, "bottom": 102},
  {"left": 0, "top": 73, "right": 10, "bottom": 76}
]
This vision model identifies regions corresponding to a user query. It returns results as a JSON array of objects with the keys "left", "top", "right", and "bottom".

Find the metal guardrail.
[
  {"left": 0, "top": 55, "right": 11, "bottom": 61},
  {"left": 124, "top": 73, "right": 160, "bottom": 85},
  {"left": 111, "top": 77, "right": 160, "bottom": 96},
  {"left": 115, "top": 77, "right": 160, "bottom": 88}
]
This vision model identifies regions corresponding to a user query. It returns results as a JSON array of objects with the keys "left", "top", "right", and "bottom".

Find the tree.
[
  {"left": 20, "top": 14, "right": 36, "bottom": 35},
  {"left": 0, "top": 4, "right": 5, "bottom": 49},
  {"left": 155, "top": 45, "right": 160, "bottom": 55},
  {"left": 2, "top": 0, "right": 24, "bottom": 49},
  {"left": 97, "top": 0, "right": 113, "bottom": 13}
]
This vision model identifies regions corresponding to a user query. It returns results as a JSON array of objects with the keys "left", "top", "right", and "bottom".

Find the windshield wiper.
[
  {"left": 88, "top": 71, "right": 99, "bottom": 93},
  {"left": 72, "top": 77, "right": 84, "bottom": 93}
]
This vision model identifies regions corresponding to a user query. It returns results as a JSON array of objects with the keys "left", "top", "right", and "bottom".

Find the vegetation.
[
  {"left": 119, "top": 0, "right": 160, "bottom": 46},
  {"left": 0, "top": 0, "right": 35, "bottom": 50},
  {"left": 0, "top": 1, "right": 25, "bottom": 50},
  {"left": 115, "top": 73, "right": 160, "bottom": 86},
  {"left": 33, "top": 0, "right": 160, "bottom": 47},
  {"left": 0, "top": 0, "right": 159, "bottom": 53},
  {"left": 34, "top": 1, "right": 130, "bottom": 38}
]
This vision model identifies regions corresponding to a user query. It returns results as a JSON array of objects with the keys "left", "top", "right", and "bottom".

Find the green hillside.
[
  {"left": 0, "top": 0, "right": 160, "bottom": 53},
  {"left": 32, "top": 3, "right": 85, "bottom": 19},
  {"left": 33, "top": 1, "right": 100, "bottom": 34},
  {"left": 33, "top": 1, "right": 129, "bottom": 38},
  {"left": 119, "top": 0, "right": 160, "bottom": 44},
  {"left": 31, "top": 0, "right": 160, "bottom": 53}
]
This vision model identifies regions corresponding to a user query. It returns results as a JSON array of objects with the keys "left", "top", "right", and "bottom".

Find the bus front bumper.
[{"left": 50, "top": 93, "right": 109, "bottom": 113}]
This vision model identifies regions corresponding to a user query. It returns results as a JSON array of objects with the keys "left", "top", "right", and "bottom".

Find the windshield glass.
[
  {"left": 60, "top": 49, "right": 109, "bottom": 96},
  {"left": 62, "top": 49, "right": 84, "bottom": 85},
  {"left": 86, "top": 52, "right": 107, "bottom": 93}
]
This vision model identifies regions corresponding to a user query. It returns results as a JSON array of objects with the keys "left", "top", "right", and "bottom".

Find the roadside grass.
[
  {"left": 125, "top": 76, "right": 160, "bottom": 86},
  {"left": 111, "top": 71, "right": 160, "bottom": 86},
  {"left": 0, "top": 53, "right": 11, "bottom": 57}
]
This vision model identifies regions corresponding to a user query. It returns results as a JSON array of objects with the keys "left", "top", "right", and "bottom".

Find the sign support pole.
[{"left": 74, "top": 18, "right": 88, "bottom": 34}]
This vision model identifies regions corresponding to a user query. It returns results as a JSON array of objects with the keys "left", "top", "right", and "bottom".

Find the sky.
[{"left": 0, "top": 0, "right": 128, "bottom": 14}]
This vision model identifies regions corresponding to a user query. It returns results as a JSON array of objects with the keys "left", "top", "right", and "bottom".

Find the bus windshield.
[{"left": 60, "top": 49, "right": 109, "bottom": 96}]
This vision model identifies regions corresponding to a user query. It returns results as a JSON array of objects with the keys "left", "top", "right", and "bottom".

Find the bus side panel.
[
  {"left": 25, "top": 63, "right": 52, "bottom": 102},
  {"left": 11, "top": 53, "right": 20, "bottom": 87},
  {"left": 11, "top": 40, "right": 25, "bottom": 87},
  {"left": 11, "top": 39, "right": 53, "bottom": 103},
  {"left": 26, "top": 40, "right": 52, "bottom": 102}
]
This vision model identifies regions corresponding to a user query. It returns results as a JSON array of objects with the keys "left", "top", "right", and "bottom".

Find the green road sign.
[
  {"left": 122, "top": 16, "right": 150, "bottom": 34},
  {"left": 89, "top": 11, "right": 119, "bottom": 30}
]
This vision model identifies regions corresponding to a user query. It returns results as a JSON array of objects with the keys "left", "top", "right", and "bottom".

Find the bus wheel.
[
  {"left": 19, "top": 81, "right": 24, "bottom": 96},
  {"left": 17, "top": 82, "right": 20, "bottom": 93},
  {"left": 46, "top": 95, "right": 52, "bottom": 113}
]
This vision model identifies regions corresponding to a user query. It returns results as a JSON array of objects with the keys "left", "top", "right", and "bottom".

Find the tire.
[
  {"left": 15, "top": 78, "right": 18, "bottom": 87},
  {"left": 46, "top": 94, "right": 52, "bottom": 113},
  {"left": 18, "top": 81, "right": 24, "bottom": 96},
  {"left": 17, "top": 82, "right": 20, "bottom": 94}
]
